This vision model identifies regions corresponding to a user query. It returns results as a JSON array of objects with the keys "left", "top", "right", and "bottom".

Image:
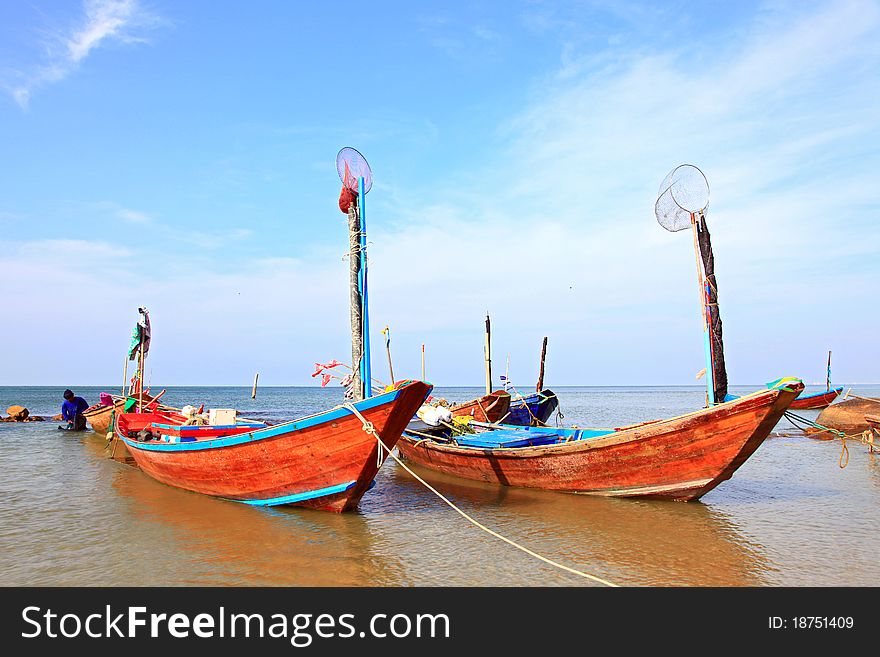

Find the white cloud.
[
  {"left": 116, "top": 207, "right": 153, "bottom": 224},
  {"left": 7, "top": 0, "right": 160, "bottom": 108}
]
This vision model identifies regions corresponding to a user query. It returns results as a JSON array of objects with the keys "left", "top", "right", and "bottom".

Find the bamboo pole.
[
  {"left": 122, "top": 355, "right": 128, "bottom": 397},
  {"left": 251, "top": 372, "right": 259, "bottom": 399},
  {"left": 484, "top": 313, "right": 492, "bottom": 395},
  {"left": 843, "top": 390, "right": 880, "bottom": 403},
  {"left": 382, "top": 327, "right": 395, "bottom": 385},
  {"left": 421, "top": 344, "right": 425, "bottom": 381},
  {"left": 536, "top": 336, "right": 548, "bottom": 392}
]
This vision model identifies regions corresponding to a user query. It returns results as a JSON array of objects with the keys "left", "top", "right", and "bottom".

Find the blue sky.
[{"left": 0, "top": 0, "right": 878, "bottom": 387}]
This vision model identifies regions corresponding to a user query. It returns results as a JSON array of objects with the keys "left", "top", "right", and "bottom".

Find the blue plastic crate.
[{"left": 455, "top": 430, "right": 560, "bottom": 449}]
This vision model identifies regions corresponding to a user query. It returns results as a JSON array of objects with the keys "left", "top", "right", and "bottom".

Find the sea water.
[{"left": 1, "top": 385, "right": 878, "bottom": 586}]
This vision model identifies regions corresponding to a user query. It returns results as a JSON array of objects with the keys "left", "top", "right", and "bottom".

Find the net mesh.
[
  {"left": 654, "top": 164, "right": 709, "bottom": 232},
  {"left": 336, "top": 147, "right": 373, "bottom": 193}
]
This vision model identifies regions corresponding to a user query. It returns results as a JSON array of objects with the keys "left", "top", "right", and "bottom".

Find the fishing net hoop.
[
  {"left": 336, "top": 147, "right": 373, "bottom": 194},
  {"left": 654, "top": 164, "right": 710, "bottom": 232}
]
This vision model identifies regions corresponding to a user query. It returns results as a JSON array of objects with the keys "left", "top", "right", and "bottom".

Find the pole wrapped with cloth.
[
  {"left": 337, "top": 147, "right": 374, "bottom": 401},
  {"left": 654, "top": 165, "right": 728, "bottom": 407},
  {"left": 695, "top": 216, "right": 728, "bottom": 404}
]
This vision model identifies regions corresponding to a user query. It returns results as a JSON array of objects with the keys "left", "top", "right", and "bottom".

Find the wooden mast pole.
[
  {"left": 122, "top": 355, "right": 128, "bottom": 397},
  {"left": 536, "top": 336, "right": 548, "bottom": 392},
  {"left": 138, "top": 338, "right": 145, "bottom": 413},
  {"left": 827, "top": 350, "right": 832, "bottom": 391},
  {"left": 421, "top": 344, "right": 425, "bottom": 381},
  {"left": 251, "top": 372, "right": 259, "bottom": 399},
  {"left": 347, "top": 199, "right": 364, "bottom": 402},
  {"left": 691, "top": 213, "right": 715, "bottom": 406},
  {"left": 484, "top": 313, "right": 492, "bottom": 395},
  {"left": 383, "top": 326, "right": 395, "bottom": 385}
]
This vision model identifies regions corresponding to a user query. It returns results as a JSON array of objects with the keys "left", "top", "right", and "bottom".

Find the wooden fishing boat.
[
  {"left": 84, "top": 392, "right": 165, "bottom": 435},
  {"left": 398, "top": 380, "right": 803, "bottom": 502},
  {"left": 115, "top": 380, "right": 432, "bottom": 512},
  {"left": 504, "top": 389, "right": 559, "bottom": 426},
  {"left": 449, "top": 390, "right": 511, "bottom": 423},
  {"left": 789, "top": 386, "right": 843, "bottom": 410}
]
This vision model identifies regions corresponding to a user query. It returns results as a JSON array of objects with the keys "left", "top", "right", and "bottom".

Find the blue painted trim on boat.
[
  {"left": 796, "top": 386, "right": 843, "bottom": 400},
  {"left": 123, "top": 386, "right": 403, "bottom": 452},
  {"left": 233, "top": 480, "right": 356, "bottom": 506}
]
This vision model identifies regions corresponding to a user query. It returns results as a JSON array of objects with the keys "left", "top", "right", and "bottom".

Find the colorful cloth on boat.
[
  {"left": 61, "top": 396, "right": 89, "bottom": 421},
  {"left": 766, "top": 376, "right": 803, "bottom": 391},
  {"left": 127, "top": 308, "right": 151, "bottom": 360}
]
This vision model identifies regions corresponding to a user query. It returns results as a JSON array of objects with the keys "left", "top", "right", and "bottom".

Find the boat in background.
[
  {"left": 116, "top": 381, "right": 432, "bottom": 511},
  {"left": 505, "top": 389, "right": 559, "bottom": 426},
  {"left": 399, "top": 380, "right": 803, "bottom": 502},
  {"left": 790, "top": 350, "right": 841, "bottom": 410},
  {"left": 789, "top": 386, "right": 843, "bottom": 410},
  {"left": 449, "top": 390, "right": 511, "bottom": 423},
  {"left": 87, "top": 307, "right": 179, "bottom": 434},
  {"left": 84, "top": 390, "right": 174, "bottom": 435}
]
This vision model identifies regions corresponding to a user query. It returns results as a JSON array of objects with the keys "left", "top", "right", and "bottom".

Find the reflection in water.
[
  {"left": 375, "top": 463, "right": 770, "bottom": 586},
  {"left": 91, "top": 438, "right": 409, "bottom": 586}
]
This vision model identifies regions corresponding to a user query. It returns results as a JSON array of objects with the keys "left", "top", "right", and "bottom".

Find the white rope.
[{"left": 340, "top": 402, "right": 619, "bottom": 587}]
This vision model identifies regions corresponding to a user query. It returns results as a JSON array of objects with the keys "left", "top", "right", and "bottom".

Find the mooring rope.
[
  {"left": 783, "top": 411, "right": 877, "bottom": 468},
  {"left": 340, "top": 402, "right": 619, "bottom": 587}
]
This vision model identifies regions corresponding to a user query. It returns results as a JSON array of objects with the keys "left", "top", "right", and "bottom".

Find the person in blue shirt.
[{"left": 60, "top": 389, "right": 89, "bottom": 431}]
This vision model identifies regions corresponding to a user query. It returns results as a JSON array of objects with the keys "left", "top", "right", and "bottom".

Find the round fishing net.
[
  {"left": 654, "top": 164, "right": 709, "bottom": 232},
  {"left": 336, "top": 147, "right": 373, "bottom": 194}
]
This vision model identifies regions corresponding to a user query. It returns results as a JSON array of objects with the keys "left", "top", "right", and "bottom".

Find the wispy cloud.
[
  {"left": 7, "top": 0, "right": 161, "bottom": 108},
  {"left": 115, "top": 207, "right": 153, "bottom": 224}
]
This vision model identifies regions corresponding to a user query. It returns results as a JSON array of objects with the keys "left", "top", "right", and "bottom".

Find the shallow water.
[{"left": 1, "top": 385, "right": 878, "bottom": 586}]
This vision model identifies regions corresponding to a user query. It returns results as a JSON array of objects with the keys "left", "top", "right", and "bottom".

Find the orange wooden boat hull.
[
  {"left": 450, "top": 390, "right": 511, "bottom": 423},
  {"left": 117, "top": 381, "right": 432, "bottom": 512},
  {"left": 399, "top": 382, "right": 802, "bottom": 502},
  {"left": 788, "top": 387, "right": 843, "bottom": 410}
]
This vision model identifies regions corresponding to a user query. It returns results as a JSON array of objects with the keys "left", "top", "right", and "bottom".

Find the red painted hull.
[
  {"left": 450, "top": 390, "right": 511, "bottom": 423},
  {"left": 788, "top": 387, "right": 842, "bottom": 410},
  {"left": 84, "top": 393, "right": 162, "bottom": 435},
  {"left": 116, "top": 381, "right": 432, "bottom": 512},
  {"left": 398, "top": 383, "right": 802, "bottom": 502}
]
